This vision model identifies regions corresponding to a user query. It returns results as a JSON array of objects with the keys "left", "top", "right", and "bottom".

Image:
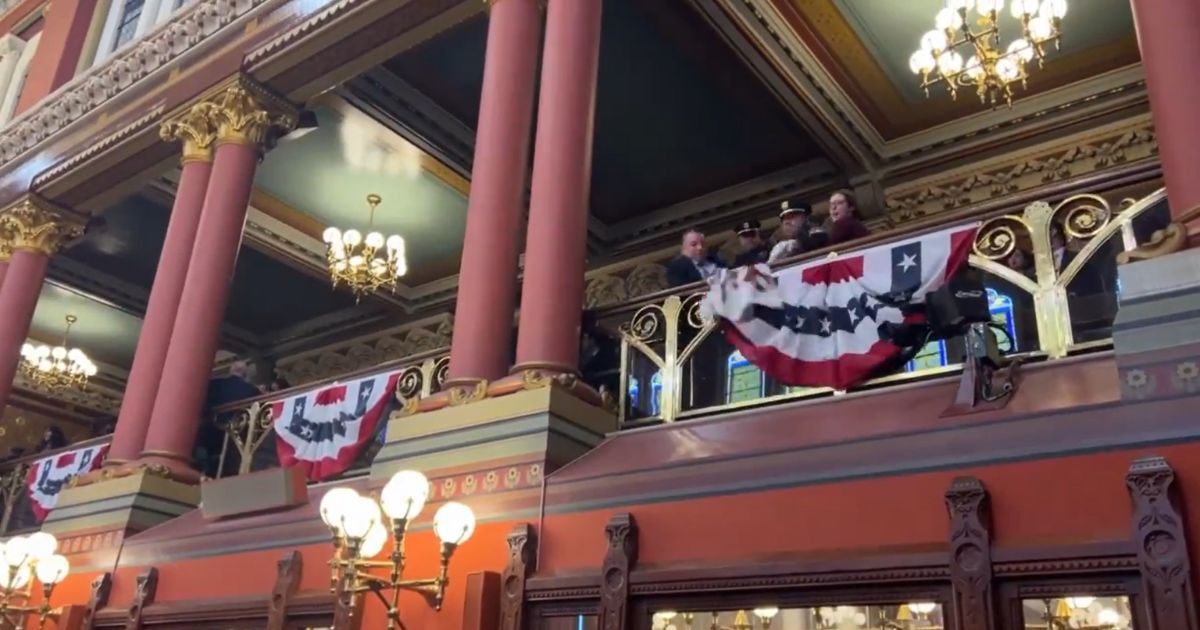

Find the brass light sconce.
[
  {"left": 0, "top": 533, "right": 71, "bottom": 629},
  {"left": 319, "top": 470, "right": 475, "bottom": 629}
]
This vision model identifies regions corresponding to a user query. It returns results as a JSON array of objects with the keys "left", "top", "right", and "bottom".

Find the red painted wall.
[{"left": 14, "top": 0, "right": 98, "bottom": 115}]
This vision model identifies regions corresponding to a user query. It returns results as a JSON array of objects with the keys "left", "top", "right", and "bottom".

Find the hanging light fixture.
[
  {"left": 322, "top": 194, "right": 407, "bottom": 300},
  {"left": 909, "top": 0, "right": 1068, "bottom": 106},
  {"left": 19, "top": 315, "right": 97, "bottom": 393},
  {"left": 0, "top": 533, "right": 72, "bottom": 629}
]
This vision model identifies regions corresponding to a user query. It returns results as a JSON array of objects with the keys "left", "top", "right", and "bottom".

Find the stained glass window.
[{"left": 726, "top": 350, "right": 764, "bottom": 404}]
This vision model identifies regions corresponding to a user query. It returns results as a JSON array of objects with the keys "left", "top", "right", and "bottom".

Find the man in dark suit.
[
  {"left": 732, "top": 219, "right": 771, "bottom": 267},
  {"left": 667, "top": 228, "right": 724, "bottom": 287}
]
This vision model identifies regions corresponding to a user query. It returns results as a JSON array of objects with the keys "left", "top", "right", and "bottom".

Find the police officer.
[
  {"left": 732, "top": 219, "right": 771, "bottom": 267},
  {"left": 768, "top": 199, "right": 827, "bottom": 263}
]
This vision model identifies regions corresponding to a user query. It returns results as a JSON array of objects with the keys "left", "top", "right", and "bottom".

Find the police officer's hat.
[
  {"left": 779, "top": 199, "right": 813, "bottom": 219},
  {"left": 735, "top": 219, "right": 762, "bottom": 237}
]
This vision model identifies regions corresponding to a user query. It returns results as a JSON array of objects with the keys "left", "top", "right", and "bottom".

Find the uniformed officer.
[
  {"left": 732, "top": 219, "right": 771, "bottom": 267},
  {"left": 768, "top": 199, "right": 827, "bottom": 263}
]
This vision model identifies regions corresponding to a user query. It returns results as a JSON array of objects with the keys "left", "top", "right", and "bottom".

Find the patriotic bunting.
[
  {"left": 26, "top": 442, "right": 108, "bottom": 522},
  {"left": 703, "top": 224, "right": 977, "bottom": 390}
]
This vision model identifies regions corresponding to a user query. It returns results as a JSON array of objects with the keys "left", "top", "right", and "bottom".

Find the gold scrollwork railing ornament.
[
  {"left": 0, "top": 532, "right": 72, "bottom": 629},
  {"left": 0, "top": 464, "right": 26, "bottom": 533},
  {"left": 1116, "top": 204, "right": 1200, "bottom": 264},
  {"left": 971, "top": 190, "right": 1165, "bottom": 359},
  {"left": 617, "top": 292, "right": 716, "bottom": 423},
  {"left": 217, "top": 401, "right": 275, "bottom": 477},
  {"left": 390, "top": 355, "right": 454, "bottom": 419},
  {"left": 319, "top": 470, "right": 475, "bottom": 628}
]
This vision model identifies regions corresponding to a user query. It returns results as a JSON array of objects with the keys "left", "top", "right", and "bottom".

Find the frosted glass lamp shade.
[
  {"left": 433, "top": 502, "right": 476, "bottom": 545},
  {"left": 380, "top": 470, "right": 429, "bottom": 521}
]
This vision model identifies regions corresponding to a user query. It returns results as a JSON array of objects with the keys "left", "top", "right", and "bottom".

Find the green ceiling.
[
  {"left": 255, "top": 106, "right": 470, "bottom": 277},
  {"left": 27, "top": 284, "right": 143, "bottom": 368},
  {"left": 831, "top": 0, "right": 1136, "bottom": 102}
]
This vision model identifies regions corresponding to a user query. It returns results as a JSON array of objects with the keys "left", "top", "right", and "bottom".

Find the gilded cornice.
[
  {"left": 884, "top": 118, "right": 1158, "bottom": 224},
  {"left": 0, "top": 0, "right": 275, "bottom": 166},
  {"left": 0, "top": 197, "right": 86, "bottom": 255}
]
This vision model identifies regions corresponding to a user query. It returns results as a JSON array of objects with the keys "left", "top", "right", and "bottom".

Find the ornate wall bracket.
[
  {"left": 80, "top": 572, "right": 111, "bottom": 630},
  {"left": 267, "top": 550, "right": 302, "bottom": 630},
  {"left": 1116, "top": 205, "right": 1200, "bottom": 264},
  {"left": 597, "top": 513, "right": 638, "bottom": 630},
  {"left": 945, "top": 476, "right": 995, "bottom": 630},
  {"left": 125, "top": 567, "right": 158, "bottom": 630},
  {"left": 0, "top": 196, "right": 86, "bottom": 256},
  {"left": 1126, "top": 456, "right": 1199, "bottom": 630},
  {"left": 500, "top": 524, "right": 536, "bottom": 630}
]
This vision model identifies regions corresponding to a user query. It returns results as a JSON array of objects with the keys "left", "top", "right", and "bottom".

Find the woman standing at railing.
[{"left": 827, "top": 189, "right": 870, "bottom": 245}]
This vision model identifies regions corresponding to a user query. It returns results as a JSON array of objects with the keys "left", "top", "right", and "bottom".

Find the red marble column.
[
  {"left": 1131, "top": 0, "right": 1200, "bottom": 232},
  {"left": 139, "top": 140, "right": 258, "bottom": 473},
  {"left": 0, "top": 249, "right": 48, "bottom": 408},
  {"left": 107, "top": 122, "right": 215, "bottom": 464},
  {"left": 512, "top": 0, "right": 603, "bottom": 375},
  {"left": 138, "top": 84, "right": 292, "bottom": 475},
  {"left": 445, "top": 0, "right": 542, "bottom": 387}
]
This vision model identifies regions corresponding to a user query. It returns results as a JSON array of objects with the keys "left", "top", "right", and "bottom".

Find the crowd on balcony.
[{"left": 667, "top": 189, "right": 871, "bottom": 287}]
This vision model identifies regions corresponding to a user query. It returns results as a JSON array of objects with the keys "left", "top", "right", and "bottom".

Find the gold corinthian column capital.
[
  {"left": 205, "top": 77, "right": 298, "bottom": 151},
  {"left": 0, "top": 197, "right": 86, "bottom": 256},
  {"left": 159, "top": 101, "right": 219, "bottom": 164}
]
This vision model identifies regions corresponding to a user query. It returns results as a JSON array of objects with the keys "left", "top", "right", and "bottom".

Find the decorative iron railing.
[
  {"left": 600, "top": 189, "right": 1170, "bottom": 425},
  {"left": 0, "top": 435, "right": 112, "bottom": 535}
]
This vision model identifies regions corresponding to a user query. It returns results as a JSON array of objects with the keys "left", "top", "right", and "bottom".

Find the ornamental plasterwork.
[
  {"left": 274, "top": 315, "right": 453, "bottom": 386},
  {"left": 884, "top": 118, "right": 1158, "bottom": 224},
  {"left": 0, "top": 0, "right": 276, "bottom": 165}
]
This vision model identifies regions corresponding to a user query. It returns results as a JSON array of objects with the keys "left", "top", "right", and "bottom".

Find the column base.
[
  {"left": 41, "top": 468, "right": 200, "bottom": 569},
  {"left": 1113, "top": 247, "right": 1200, "bottom": 402},
  {"left": 373, "top": 380, "right": 616, "bottom": 509}
]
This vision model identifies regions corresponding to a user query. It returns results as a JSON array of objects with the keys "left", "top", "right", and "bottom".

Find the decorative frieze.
[
  {"left": 273, "top": 315, "right": 453, "bottom": 386},
  {"left": 0, "top": 0, "right": 275, "bottom": 165},
  {"left": 885, "top": 120, "right": 1158, "bottom": 224}
]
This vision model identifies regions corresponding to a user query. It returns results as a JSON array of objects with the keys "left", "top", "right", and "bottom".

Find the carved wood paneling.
[
  {"left": 501, "top": 524, "right": 536, "bottom": 630},
  {"left": 945, "top": 477, "right": 995, "bottom": 630},
  {"left": 125, "top": 568, "right": 158, "bottom": 630},
  {"left": 267, "top": 550, "right": 302, "bottom": 630},
  {"left": 80, "top": 572, "right": 112, "bottom": 630},
  {"left": 1126, "top": 456, "right": 1199, "bottom": 630},
  {"left": 597, "top": 513, "right": 638, "bottom": 630}
]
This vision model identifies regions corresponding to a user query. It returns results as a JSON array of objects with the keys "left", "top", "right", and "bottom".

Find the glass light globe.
[
  {"left": 1028, "top": 16, "right": 1053, "bottom": 41},
  {"left": 38, "top": 360, "right": 52, "bottom": 372},
  {"left": 51, "top": 346, "right": 66, "bottom": 360},
  {"left": 395, "top": 263, "right": 407, "bottom": 277},
  {"left": 1065, "top": 596, "right": 1095, "bottom": 610},
  {"left": 334, "top": 261, "right": 348, "bottom": 272},
  {"left": 976, "top": 0, "right": 1004, "bottom": 14},
  {"left": 26, "top": 532, "right": 56, "bottom": 561},
  {"left": 4, "top": 537, "right": 29, "bottom": 568},
  {"left": 343, "top": 229, "right": 362, "bottom": 247},
  {"left": 67, "top": 348, "right": 83, "bottom": 361},
  {"left": 996, "top": 56, "right": 1020, "bottom": 80},
  {"left": 6, "top": 565, "right": 31, "bottom": 590},
  {"left": 20, "top": 344, "right": 33, "bottom": 358},
  {"left": 365, "top": 232, "right": 384, "bottom": 249},
  {"left": 348, "top": 255, "right": 364, "bottom": 267},
  {"left": 85, "top": 363, "right": 98, "bottom": 377},
  {"left": 331, "top": 247, "right": 346, "bottom": 260},
  {"left": 920, "top": 29, "right": 948, "bottom": 53},
  {"left": 433, "top": 502, "right": 476, "bottom": 545},
  {"left": 322, "top": 227, "right": 341, "bottom": 244},
  {"left": 909, "top": 49, "right": 935, "bottom": 74},
  {"left": 935, "top": 7, "right": 962, "bottom": 31},
  {"left": 753, "top": 607, "right": 780, "bottom": 620},
  {"left": 341, "top": 496, "right": 381, "bottom": 540},
  {"left": 358, "top": 521, "right": 388, "bottom": 558},
  {"left": 964, "top": 56, "right": 984, "bottom": 79},
  {"left": 35, "top": 346, "right": 49, "bottom": 358},
  {"left": 1040, "top": 0, "right": 1066, "bottom": 19},
  {"left": 909, "top": 602, "right": 937, "bottom": 614},
  {"left": 947, "top": 0, "right": 973, "bottom": 11},
  {"left": 1007, "top": 38, "right": 1034, "bottom": 62},
  {"left": 34, "top": 554, "right": 68, "bottom": 585},
  {"left": 937, "top": 50, "right": 964, "bottom": 74},
  {"left": 386, "top": 235, "right": 404, "bottom": 252},
  {"left": 1097, "top": 609, "right": 1121, "bottom": 625},
  {"left": 319, "top": 487, "right": 359, "bottom": 528},
  {"left": 380, "top": 470, "right": 429, "bottom": 520},
  {"left": 853, "top": 612, "right": 867, "bottom": 626},
  {"left": 1010, "top": 0, "right": 1039, "bottom": 18}
]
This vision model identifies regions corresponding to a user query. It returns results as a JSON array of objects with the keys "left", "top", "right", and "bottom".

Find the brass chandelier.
[
  {"left": 19, "top": 315, "right": 97, "bottom": 393},
  {"left": 909, "top": 0, "right": 1067, "bottom": 107},
  {"left": 0, "top": 533, "right": 72, "bottom": 629},
  {"left": 322, "top": 194, "right": 407, "bottom": 300}
]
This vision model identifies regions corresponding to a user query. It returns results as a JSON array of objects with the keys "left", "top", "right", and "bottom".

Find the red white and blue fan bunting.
[
  {"left": 702, "top": 224, "right": 977, "bottom": 390},
  {"left": 26, "top": 442, "right": 108, "bottom": 522},
  {"left": 271, "top": 371, "right": 399, "bottom": 482}
]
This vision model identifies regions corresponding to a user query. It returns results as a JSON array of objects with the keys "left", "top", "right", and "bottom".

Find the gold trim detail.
[
  {"left": 0, "top": 198, "right": 85, "bottom": 255},
  {"left": 0, "top": 238, "right": 11, "bottom": 263},
  {"left": 159, "top": 102, "right": 218, "bottom": 164},
  {"left": 206, "top": 78, "right": 297, "bottom": 149},
  {"left": 1116, "top": 205, "right": 1200, "bottom": 265},
  {"left": 520, "top": 369, "right": 578, "bottom": 391},
  {"left": 447, "top": 380, "right": 488, "bottom": 407}
]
